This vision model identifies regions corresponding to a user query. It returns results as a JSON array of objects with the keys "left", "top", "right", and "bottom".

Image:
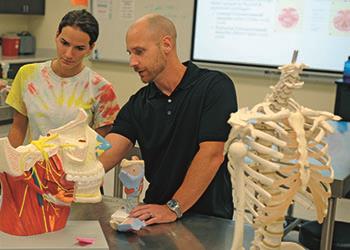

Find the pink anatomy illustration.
[
  {"left": 278, "top": 7, "right": 299, "bottom": 28},
  {"left": 333, "top": 9, "right": 350, "bottom": 32}
]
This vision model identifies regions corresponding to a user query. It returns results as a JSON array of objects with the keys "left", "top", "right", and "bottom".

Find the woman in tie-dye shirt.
[{"left": 6, "top": 10, "right": 119, "bottom": 147}]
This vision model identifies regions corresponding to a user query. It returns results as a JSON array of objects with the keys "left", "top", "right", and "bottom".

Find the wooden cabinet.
[{"left": 0, "top": 0, "right": 45, "bottom": 15}]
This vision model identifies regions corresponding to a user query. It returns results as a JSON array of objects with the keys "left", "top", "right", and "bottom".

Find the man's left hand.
[{"left": 129, "top": 204, "right": 177, "bottom": 225}]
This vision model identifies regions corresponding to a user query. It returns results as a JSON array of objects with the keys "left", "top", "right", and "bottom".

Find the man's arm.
[
  {"left": 95, "top": 125, "right": 112, "bottom": 137},
  {"left": 8, "top": 110, "right": 28, "bottom": 148},
  {"left": 99, "top": 133, "right": 134, "bottom": 173},
  {"left": 172, "top": 141, "right": 224, "bottom": 212},
  {"left": 129, "top": 141, "right": 224, "bottom": 224}
]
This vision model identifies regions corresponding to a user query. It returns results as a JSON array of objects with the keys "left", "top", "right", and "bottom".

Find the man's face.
[
  {"left": 55, "top": 26, "right": 94, "bottom": 74},
  {"left": 126, "top": 23, "right": 166, "bottom": 83}
]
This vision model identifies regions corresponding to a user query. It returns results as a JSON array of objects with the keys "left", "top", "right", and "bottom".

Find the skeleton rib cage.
[{"left": 225, "top": 61, "right": 340, "bottom": 250}]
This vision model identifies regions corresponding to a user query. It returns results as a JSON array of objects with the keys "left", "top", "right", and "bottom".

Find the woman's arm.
[{"left": 8, "top": 110, "right": 28, "bottom": 147}]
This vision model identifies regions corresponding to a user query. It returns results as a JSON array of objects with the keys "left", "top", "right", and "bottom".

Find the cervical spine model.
[
  {"left": 0, "top": 109, "right": 110, "bottom": 235},
  {"left": 224, "top": 52, "right": 340, "bottom": 250}
]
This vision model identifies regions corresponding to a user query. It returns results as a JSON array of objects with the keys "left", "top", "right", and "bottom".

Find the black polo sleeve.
[
  {"left": 198, "top": 72, "right": 237, "bottom": 143},
  {"left": 110, "top": 101, "right": 137, "bottom": 145}
]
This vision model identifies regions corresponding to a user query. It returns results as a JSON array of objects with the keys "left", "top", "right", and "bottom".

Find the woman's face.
[{"left": 55, "top": 26, "right": 94, "bottom": 76}]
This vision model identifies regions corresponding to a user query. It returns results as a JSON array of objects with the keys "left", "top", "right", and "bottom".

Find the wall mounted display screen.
[{"left": 191, "top": 0, "right": 350, "bottom": 74}]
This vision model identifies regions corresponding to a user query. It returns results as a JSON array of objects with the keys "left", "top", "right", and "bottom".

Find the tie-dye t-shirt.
[{"left": 6, "top": 61, "right": 120, "bottom": 141}]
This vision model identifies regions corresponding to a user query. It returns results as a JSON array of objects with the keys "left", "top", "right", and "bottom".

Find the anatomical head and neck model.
[
  {"left": 0, "top": 109, "right": 110, "bottom": 236},
  {"left": 225, "top": 51, "right": 340, "bottom": 250}
]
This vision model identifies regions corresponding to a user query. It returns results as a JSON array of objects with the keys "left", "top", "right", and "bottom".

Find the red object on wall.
[
  {"left": 71, "top": 0, "right": 88, "bottom": 7},
  {"left": 2, "top": 35, "right": 20, "bottom": 57}
]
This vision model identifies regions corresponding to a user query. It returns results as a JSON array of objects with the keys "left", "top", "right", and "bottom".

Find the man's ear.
[{"left": 162, "top": 35, "right": 172, "bottom": 54}]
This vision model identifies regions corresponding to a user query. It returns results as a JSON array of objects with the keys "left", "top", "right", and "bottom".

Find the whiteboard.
[
  {"left": 90, "top": 0, "right": 194, "bottom": 63},
  {"left": 192, "top": 0, "right": 349, "bottom": 75}
]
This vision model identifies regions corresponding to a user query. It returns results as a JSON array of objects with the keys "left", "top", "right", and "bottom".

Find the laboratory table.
[
  {"left": 321, "top": 121, "right": 350, "bottom": 250},
  {"left": 69, "top": 196, "right": 254, "bottom": 250}
]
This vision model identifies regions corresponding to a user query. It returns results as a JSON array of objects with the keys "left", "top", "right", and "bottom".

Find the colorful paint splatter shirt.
[{"left": 6, "top": 61, "right": 120, "bottom": 141}]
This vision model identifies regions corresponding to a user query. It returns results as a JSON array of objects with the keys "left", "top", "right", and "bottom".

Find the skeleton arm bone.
[{"left": 227, "top": 142, "right": 247, "bottom": 250}]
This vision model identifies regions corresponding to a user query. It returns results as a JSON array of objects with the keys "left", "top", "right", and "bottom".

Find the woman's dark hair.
[{"left": 58, "top": 9, "right": 99, "bottom": 46}]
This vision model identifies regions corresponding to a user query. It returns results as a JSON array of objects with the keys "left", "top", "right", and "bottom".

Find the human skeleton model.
[
  {"left": 0, "top": 109, "right": 110, "bottom": 235},
  {"left": 224, "top": 56, "right": 340, "bottom": 250},
  {"left": 110, "top": 157, "right": 146, "bottom": 231}
]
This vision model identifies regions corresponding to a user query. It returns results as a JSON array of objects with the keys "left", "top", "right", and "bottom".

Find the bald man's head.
[{"left": 128, "top": 13, "right": 177, "bottom": 44}]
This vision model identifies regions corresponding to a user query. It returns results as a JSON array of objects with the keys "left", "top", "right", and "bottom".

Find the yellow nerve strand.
[
  {"left": 31, "top": 134, "right": 59, "bottom": 159},
  {"left": 31, "top": 135, "right": 77, "bottom": 198},
  {"left": 31, "top": 134, "right": 58, "bottom": 179},
  {"left": 18, "top": 184, "right": 29, "bottom": 217}
]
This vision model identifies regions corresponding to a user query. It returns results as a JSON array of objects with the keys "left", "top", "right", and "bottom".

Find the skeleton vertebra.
[{"left": 225, "top": 52, "right": 340, "bottom": 250}]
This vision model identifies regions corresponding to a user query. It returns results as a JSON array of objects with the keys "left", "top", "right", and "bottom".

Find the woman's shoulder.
[
  {"left": 18, "top": 61, "right": 47, "bottom": 76},
  {"left": 85, "top": 67, "right": 111, "bottom": 85}
]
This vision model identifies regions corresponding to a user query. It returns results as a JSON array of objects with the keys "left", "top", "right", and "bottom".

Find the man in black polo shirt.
[{"left": 100, "top": 13, "right": 237, "bottom": 224}]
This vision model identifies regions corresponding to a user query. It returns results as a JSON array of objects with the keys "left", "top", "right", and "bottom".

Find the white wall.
[
  {"left": 229, "top": 71, "right": 336, "bottom": 112},
  {"left": 0, "top": 15, "right": 29, "bottom": 35}
]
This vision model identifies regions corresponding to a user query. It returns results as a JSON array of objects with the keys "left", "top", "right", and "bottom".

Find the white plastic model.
[
  {"left": 48, "top": 110, "right": 107, "bottom": 203},
  {"left": 0, "top": 109, "right": 107, "bottom": 203},
  {"left": 224, "top": 51, "right": 340, "bottom": 250}
]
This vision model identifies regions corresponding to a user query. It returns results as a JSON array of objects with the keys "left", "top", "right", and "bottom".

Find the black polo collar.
[{"left": 148, "top": 61, "right": 201, "bottom": 99}]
